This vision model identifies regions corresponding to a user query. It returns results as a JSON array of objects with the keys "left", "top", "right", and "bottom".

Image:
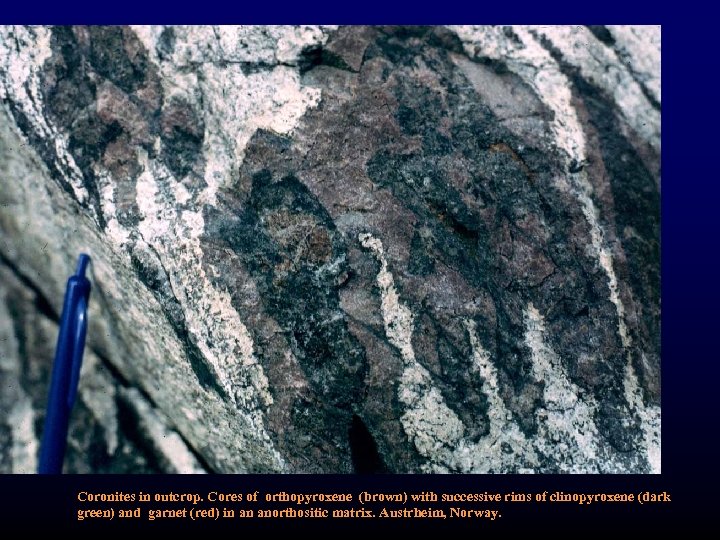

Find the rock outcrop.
[{"left": 0, "top": 25, "right": 660, "bottom": 473}]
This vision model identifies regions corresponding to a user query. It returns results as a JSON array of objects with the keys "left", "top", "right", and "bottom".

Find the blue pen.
[{"left": 38, "top": 254, "right": 92, "bottom": 474}]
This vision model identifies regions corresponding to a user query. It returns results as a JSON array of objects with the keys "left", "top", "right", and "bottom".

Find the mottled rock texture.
[{"left": 0, "top": 26, "right": 660, "bottom": 473}]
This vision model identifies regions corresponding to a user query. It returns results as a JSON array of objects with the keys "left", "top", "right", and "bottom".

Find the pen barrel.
[{"left": 38, "top": 274, "right": 91, "bottom": 474}]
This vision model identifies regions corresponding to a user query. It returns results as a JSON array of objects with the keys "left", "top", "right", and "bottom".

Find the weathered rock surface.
[{"left": 0, "top": 25, "right": 660, "bottom": 473}]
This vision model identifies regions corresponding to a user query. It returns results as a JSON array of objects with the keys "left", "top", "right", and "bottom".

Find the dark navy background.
[{"left": 1, "top": 2, "right": 717, "bottom": 531}]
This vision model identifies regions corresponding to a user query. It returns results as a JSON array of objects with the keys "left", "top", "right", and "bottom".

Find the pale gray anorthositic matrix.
[{"left": 0, "top": 26, "right": 660, "bottom": 473}]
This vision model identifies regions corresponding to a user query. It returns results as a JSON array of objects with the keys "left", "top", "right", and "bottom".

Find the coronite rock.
[{"left": 0, "top": 25, "right": 660, "bottom": 473}]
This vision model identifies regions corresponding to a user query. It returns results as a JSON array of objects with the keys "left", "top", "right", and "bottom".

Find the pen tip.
[{"left": 75, "top": 254, "right": 91, "bottom": 277}]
